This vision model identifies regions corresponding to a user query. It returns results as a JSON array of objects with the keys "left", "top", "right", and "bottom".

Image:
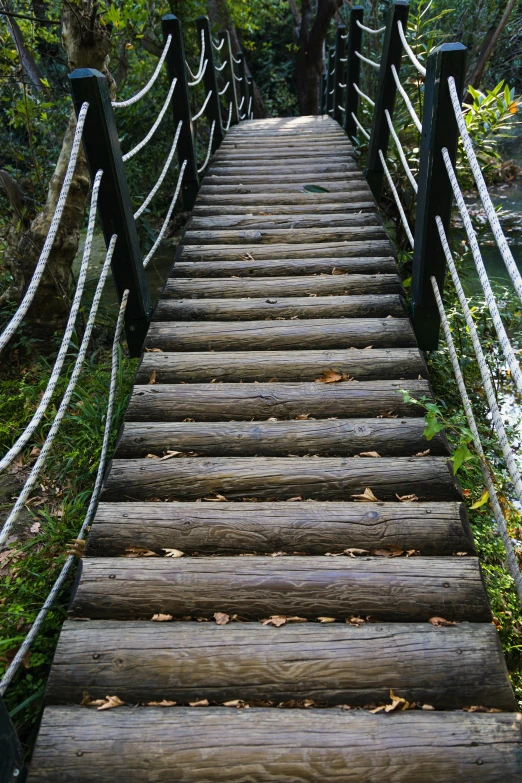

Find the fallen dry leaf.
[
  {"left": 415, "top": 449, "right": 430, "bottom": 457},
  {"left": 145, "top": 347, "right": 163, "bottom": 353},
  {"left": 66, "top": 539, "right": 86, "bottom": 557},
  {"left": 303, "top": 699, "right": 315, "bottom": 707},
  {"left": 97, "top": 695, "right": 125, "bottom": 711},
  {"left": 346, "top": 616, "right": 365, "bottom": 626},
  {"left": 429, "top": 617, "right": 456, "bottom": 627},
  {"left": 295, "top": 413, "right": 312, "bottom": 420},
  {"left": 316, "top": 370, "right": 352, "bottom": 384},
  {"left": 421, "top": 704, "right": 436, "bottom": 711},
  {"left": 162, "top": 548, "right": 184, "bottom": 558},
  {"left": 223, "top": 699, "right": 248, "bottom": 708},
  {"left": 189, "top": 699, "right": 209, "bottom": 707},
  {"left": 286, "top": 496, "right": 302, "bottom": 502},
  {"left": 146, "top": 699, "right": 177, "bottom": 706},
  {"left": 204, "top": 494, "right": 227, "bottom": 502},
  {"left": 318, "top": 617, "right": 336, "bottom": 623},
  {"left": 351, "top": 487, "right": 379, "bottom": 502},
  {"left": 331, "top": 267, "right": 346, "bottom": 275},
  {"left": 148, "top": 370, "right": 157, "bottom": 385},
  {"left": 214, "top": 612, "right": 230, "bottom": 625},
  {"left": 455, "top": 551, "right": 468, "bottom": 556},
  {"left": 261, "top": 615, "right": 287, "bottom": 627},
  {"left": 376, "top": 410, "right": 397, "bottom": 419},
  {"left": 372, "top": 546, "right": 404, "bottom": 558},
  {"left": 160, "top": 451, "right": 183, "bottom": 460},
  {"left": 151, "top": 613, "right": 173, "bottom": 622},
  {"left": 124, "top": 546, "right": 157, "bottom": 557},
  {"left": 146, "top": 453, "right": 160, "bottom": 459},
  {"left": 30, "top": 521, "right": 41, "bottom": 534},
  {"left": 344, "top": 548, "right": 369, "bottom": 557},
  {"left": 358, "top": 451, "right": 381, "bottom": 458},
  {"left": 396, "top": 493, "right": 419, "bottom": 502}
]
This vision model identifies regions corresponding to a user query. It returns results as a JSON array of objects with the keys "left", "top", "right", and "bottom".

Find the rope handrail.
[
  {"left": 198, "top": 121, "right": 216, "bottom": 174},
  {"left": 218, "top": 81, "right": 230, "bottom": 96},
  {"left": 351, "top": 112, "right": 371, "bottom": 140},
  {"left": 238, "top": 95, "right": 245, "bottom": 111},
  {"left": 385, "top": 109, "right": 418, "bottom": 192},
  {"left": 185, "top": 30, "right": 206, "bottom": 83},
  {"left": 143, "top": 161, "right": 187, "bottom": 268},
  {"left": 448, "top": 76, "right": 522, "bottom": 304},
  {"left": 213, "top": 38, "right": 224, "bottom": 51},
  {"left": 355, "top": 51, "right": 380, "bottom": 70},
  {"left": 112, "top": 35, "right": 172, "bottom": 109},
  {"left": 122, "top": 77, "right": 177, "bottom": 162},
  {"left": 356, "top": 19, "right": 386, "bottom": 34},
  {"left": 341, "top": 33, "right": 348, "bottom": 40},
  {"left": 134, "top": 122, "right": 183, "bottom": 220},
  {"left": 430, "top": 274, "right": 522, "bottom": 602},
  {"left": 232, "top": 53, "right": 241, "bottom": 64},
  {"left": 192, "top": 89, "right": 213, "bottom": 122},
  {"left": 215, "top": 60, "right": 228, "bottom": 72},
  {"left": 187, "top": 58, "right": 208, "bottom": 87},
  {"left": 224, "top": 102, "right": 233, "bottom": 131},
  {"left": 338, "top": 104, "right": 346, "bottom": 112},
  {"left": 234, "top": 72, "right": 243, "bottom": 82},
  {"left": 248, "top": 96, "right": 252, "bottom": 117},
  {"left": 0, "top": 285, "right": 129, "bottom": 696},
  {"left": 0, "top": 102, "right": 89, "bottom": 354},
  {"left": 329, "top": 88, "right": 335, "bottom": 95},
  {"left": 397, "top": 20, "right": 426, "bottom": 76},
  {"left": 338, "top": 82, "right": 346, "bottom": 89},
  {"left": 379, "top": 149, "right": 414, "bottom": 248},
  {"left": 441, "top": 147, "right": 522, "bottom": 394},
  {"left": 353, "top": 82, "right": 375, "bottom": 107},
  {"left": 330, "top": 67, "right": 336, "bottom": 75},
  {"left": 391, "top": 64, "right": 422, "bottom": 132},
  {"left": 0, "top": 170, "right": 103, "bottom": 474}
]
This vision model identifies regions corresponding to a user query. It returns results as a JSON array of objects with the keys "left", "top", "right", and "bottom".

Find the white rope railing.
[
  {"left": 215, "top": 60, "right": 228, "bottom": 72},
  {"left": 122, "top": 77, "right": 177, "bottom": 162},
  {"left": 339, "top": 82, "right": 347, "bottom": 89},
  {"left": 441, "top": 148, "right": 522, "bottom": 395},
  {"left": 232, "top": 53, "right": 241, "bottom": 64},
  {"left": 0, "top": 171, "right": 103, "bottom": 474},
  {"left": 397, "top": 20, "right": 426, "bottom": 76},
  {"left": 338, "top": 104, "right": 346, "bottom": 112},
  {"left": 198, "top": 121, "right": 216, "bottom": 174},
  {"left": 385, "top": 109, "right": 418, "bottom": 192},
  {"left": 330, "top": 67, "right": 336, "bottom": 75},
  {"left": 0, "top": 103, "right": 89, "bottom": 354},
  {"left": 143, "top": 161, "right": 187, "bottom": 268},
  {"left": 357, "top": 19, "right": 386, "bottom": 34},
  {"left": 341, "top": 33, "right": 348, "bottom": 40},
  {"left": 379, "top": 149, "right": 414, "bottom": 248},
  {"left": 351, "top": 112, "right": 371, "bottom": 140},
  {"left": 213, "top": 38, "right": 225, "bottom": 51},
  {"left": 234, "top": 73, "right": 243, "bottom": 82},
  {"left": 224, "top": 102, "right": 233, "bottom": 131},
  {"left": 192, "top": 89, "right": 212, "bottom": 122},
  {"left": 355, "top": 50, "right": 380, "bottom": 70},
  {"left": 112, "top": 36, "right": 172, "bottom": 109},
  {"left": 329, "top": 88, "right": 335, "bottom": 95},
  {"left": 218, "top": 81, "right": 230, "bottom": 96},
  {"left": 353, "top": 82, "right": 375, "bottom": 107},
  {"left": 248, "top": 96, "right": 252, "bottom": 117},
  {"left": 185, "top": 30, "right": 206, "bottom": 83},
  {"left": 0, "top": 234, "right": 118, "bottom": 548},
  {"left": 187, "top": 58, "right": 208, "bottom": 87},
  {"left": 448, "top": 76, "right": 522, "bottom": 305},
  {"left": 238, "top": 95, "right": 245, "bottom": 111},
  {"left": 391, "top": 64, "right": 422, "bottom": 132},
  {"left": 430, "top": 275, "right": 522, "bottom": 602},
  {"left": 435, "top": 217, "right": 522, "bottom": 506},
  {"left": 134, "top": 122, "right": 182, "bottom": 220},
  {"left": 0, "top": 287, "right": 129, "bottom": 696}
]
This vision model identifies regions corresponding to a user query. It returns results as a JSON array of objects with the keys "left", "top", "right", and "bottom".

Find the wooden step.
[
  {"left": 182, "top": 225, "right": 388, "bottom": 246},
  {"left": 144, "top": 319, "right": 416, "bottom": 352},
  {"left": 196, "top": 191, "right": 374, "bottom": 206},
  {"left": 87, "top": 500, "right": 473, "bottom": 556},
  {"left": 192, "top": 201, "right": 376, "bottom": 216},
  {"left": 164, "top": 275, "right": 401, "bottom": 298},
  {"left": 199, "top": 181, "right": 372, "bottom": 195},
  {"left": 70, "top": 556, "right": 488, "bottom": 621},
  {"left": 100, "top": 456, "right": 460, "bottom": 502},
  {"left": 180, "top": 240, "right": 394, "bottom": 261},
  {"left": 189, "top": 212, "right": 383, "bottom": 230},
  {"left": 30, "top": 708, "right": 522, "bottom": 783},
  {"left": 115, "top": 418, "right": 446, "bottom": 458},
  {"left": 153, "top": 295, "right": 406, "bottom": 321},
  {"left": 46, "top": 621, "right": 512, "bottom": 709},
  {"left": 211, "top": 150, "right": 356, "bottom": 162},
  {"left": 172, "top": 257, "right": 397, "bottom": 277},
  {"left": 207, "top": 162, "right": 360, "bottom": 175}
]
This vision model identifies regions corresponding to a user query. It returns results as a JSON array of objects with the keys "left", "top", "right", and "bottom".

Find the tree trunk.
[
  {"left": 466, "top": 0, "right": 518, "bottom": 98},
  {"left": 0, "top": 0, "right": 45, "bottom": 92}
]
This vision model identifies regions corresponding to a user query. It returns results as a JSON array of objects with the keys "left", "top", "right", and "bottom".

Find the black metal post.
[
  {"left": 237, "top": 52, "right": 249, "bottom": 119},
  {"left": 326, "top": 46, "right": 336, "bottom": 115},
  {"left": 69, "top": 69, "right": 151, "bottom": 357},
  {"left": 219, "top": 30, "right": 240, "bottom": 127},
  {"left": 344, "top": 6, "right": 364, "bottom": 139},
  {"left": 410, "top": 43, "right": 467, "bottom": 350},
  {"left": 333, "top": 25, "right": 347, "bottom": 124},
  {"left": 162, "top": 14, "right": 199, "bottom": 210},
  {"left": 247, "top": 76, "right": 254, "bottom": 119},
  {"left": 196, "top": 15, "right": 224, "bottom": 152},
  {"left": 365, "top": 1, "right": 409, "bottom": 200},
  {"left": 1, "top": 696, "right": 27, "bottom": 782}
]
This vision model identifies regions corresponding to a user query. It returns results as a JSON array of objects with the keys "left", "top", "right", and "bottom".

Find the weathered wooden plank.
[
  {"left": 191, "top": 202, "right": 376, "bottom": 216},
  {"left": 144, "top": 319, "right": 416, "bottom": 352},
  {"left": 211, "top": 150, "right": 356, "bottom": 162},
  {"left": 87, "top": 500, "right": 473, "bottom": 556},
  {"left": 100, "top": 456, "right": 460, "bottom": 502},
  {"left": 202, "top": 174, "right": 368, "bottom": 187},
  {"left": 196, "top": 191, "right": 373, "bottom": 205},
  {"left": 199, "top": 181, "right": 372, "bottom": 195},
  {"left": 154, "top": 295, "right": 405, "bottom": 321},
  {"left": 70, "top": 556, "right": 487, "bottom": 621},
  {"left": 29, "top": 708, "right": 522, "bottom": 783},
  {"left": 189, "top": 213, "right": 382, "bottom": 231},
  {"left": 136, "top": 348, "right": 426, "bottom": 383},
  {"left": 172, "top": 257, "right": 398, "bottom": 278},
  {"left": 182, "top": 226, "right": 388, "bottom": 246},
  {"left": 207, "top": 162, "right": 359, "bottom": 176},
  {"left": 47, "top": 621, "right": 510, "bottom": 708},
  {"left": 179, "top": 241, "right": 395, "bottom": 261}
]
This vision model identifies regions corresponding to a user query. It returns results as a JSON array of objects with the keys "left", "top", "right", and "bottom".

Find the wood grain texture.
[
  {"left": 182, "top": 226, "right": 388, "bottom": 246},
  {"left": 192, "top": 202, "right": 377, "bottom": 216},
  {"left": 199, "top": 181, "right": 372, "bottom": 195},
  {"left": 87, "top": 501, "right": 473, "bottom": 556},
  {"left": 100, "top": 456, "right": 461, "bottom": 502},
  {"left": 127, "top": 380, "right": 432, "bottom": 420},
  {"left": 189, "top": 212, "right": 382, "bottom": 230},
  {"left": 171, "top": 257, "right": 398, "bottom": 277},
  {"left": 115, "top": 418, "right": 447, "bottom": 458},
  {"left": 211, "top": 151, "right": 357, "bottom": 163},
  {"left": 70, "top": 556, "right": 489, "bottom": 621},
  {"left": 196, "top": 191, "right": 375, "bottom": 205},
  {"left": 46, "top": 621, "right": 512, "bottom": 708},
  {"left": 207, "top": 162, "right": 360, "bottom": 176},
  {"left": 180, "top": 240, "right": 394, "bottom": 261}
]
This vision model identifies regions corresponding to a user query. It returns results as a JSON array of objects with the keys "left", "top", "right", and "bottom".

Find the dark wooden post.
[
  {"left": 247, "top": 76, "right": 254, "bottom": 118},
  {"left": 219, "top": 30, "right": 240, "bottom": 127},
  {"left": 196, "top": 15, "right": 224, "bottom": 151},
  {"left": 326, "top": 46, "right": 336, "bottom": 115},
  {"left": 344, "top": 6, "right": 364, "bottom": 139},
  {"left": 162, "top": 14, "right": 199, "bottom": 210},
  {"left": 365, "top": 1, "right": 409, "bottom": 200},
  {"left": 69, "top": 69, "right": 152, "bottom": 358},
  {"left": 321, "top": 72, "right": 327, "bottom": 114},
  {"left": 237, "top": 52, "right": 249, "bottom": 118},
  {"left": 410, "top": 43, "right": 467, "bottom": 350},
  {"left": 333, "top": 25, "right": 347, "bottom": 124},
  {"left": 0, "top": 696, "right": 27, "bottom": 782}
]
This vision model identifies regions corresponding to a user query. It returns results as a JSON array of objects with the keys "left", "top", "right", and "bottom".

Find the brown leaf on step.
[
  {"left": 239, "top": 253, "right": 254, "bottom": 261},
  {"left": 268, "top": 377, "right": 278, "bottom": 382},
  {"left": 295, "top": 413, "right": 312, "bottom": 420},
  {"left": 146, "top": 700, "right": 176, "bottom": 706},
  {"left": 162, "top": 548, "right": 184, "bottom": 558},
  {"left": 455, "top": 551, "right": 468, "bottom": 556},
  {"left": 429, "top": 616, "right": 456, "bottom": 627},
  {"left": 346, "top": 616, "right": 365, "bottom": 626},
  {"left": 344, "top": 548, "right": 370, "bottom": 557},
  {"left": 372, "top": 546, "right": 404, "bottom": 557},
  {"left": 287, "top": 496, "right": 302, "bottom": 502},
  {"left": 261, "top": 615, "right": 287, "bottom": 627},
  {"left": 66, "top": 539, "right": 86, "bottom": 557},
  {"left": 270, "top": 551, "right": 286, "bottom": 557},
  {"left": 358, "top": 451, "right": 381, "bottom": 458},
  {"left": 223, "top": 699, "right": 248, "bottom": 708},
  {"left": 303, "top": 699, "right": 315, "bottom": 707},
  {"left": 316, "top": 370, "right": 352, "bottom": 384},
  {"left": 160, "top": 451, "right": 183, "bottom": 460},
  {"left": 97, "top": 695, "right": 125, "bottom": 711},
  {"left": 396, "top": 493, "right": 419, "bottom": 502},
  {"left": 406, "top": 549, "right": 420, "bottom": 557},
  {"left": 351, "top": 487, "right": 380, "bottom": 502},
  {"left": 81, "top": 694, "right": 106, "bottom": 707},
  {"left": 422, "top": 704, "right": 436, "bottom": 711},
  {"left": 148, "top": 370, "right": 157, "bottom": 385},
  {"left": 331, "top": 267, "right": 346, "bottom": 275},
  {"left": 204, "top": 493, "right": 227, "bottom": 502},
  {"left": 369, "top": 705, "right": 386, "bottom": 713},
  {"left": 363, "top": 346, "right": 373, "bottom": 350},
  {"left": 376, "top": 410, "right": 397, "bottom": 418},
  {"left": 124, "top": 546, "right": 157, "bottom": 557},
  {"left": 189, "top": 699, "right": 209, "bottom": 707},
  {"left": 386, "top": 689, "right": 410, "bottom": 712},
  {"left": 146, "top": 453, "right": 160, "bottom": 459},
  {"left": 267, "top": 417, "right": 278, "bottom": 422},
  {"left": 286, "top": 616, "right": 307, "bottom": 623},
  {"left": 318, "top": 617, "right": 336, "bottom": 623},
  {"left": 214, "top": 612, "right": 230, "bottom": 625},
  {"left": 415, "top": 449, "right": 430, "bottom": 457}
]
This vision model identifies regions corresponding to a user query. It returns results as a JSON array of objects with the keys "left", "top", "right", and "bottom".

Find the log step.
[
  {"left": 189, "top": 212, "right": 383, "bottom": 230},
  {"left": 46, "top": 621, "right": 512, "bottom": 709},
  {"left": 100, "top": 456, "right": 460, "bottom": 502},
  {"left": 70, "top": 556, "right": 489, "bottom": 621},
  {"left": 171, "top": 257, "right": 397, "bottom": 277},
  {"left": 182, "top": 225, "right": 388, "bottom": 246},
  {"left": 180, "top": 241, "right": 395, "bottom": 261},
  {"left": 164, "top": 275, "right": 402, "bottom": 297},
  {"left": 87, "top": 501, "right": 473, "bottom": 556},
  {"left": 199, "top": 181, "right": 373, "bottom": 195},
  {"left": 127, "top": 380, "right": 432, "bottom": 421},
  {"left": 115, "top": 418, "right": 447, "bottom": 458},
  {"left": 207, "top": 162, "right": 360, "bottom": 175},
  {"left": 192, "top": 202, "right": 376, "bottom": 216},
  {"left": 196, "top": 191, "right": 374, "bottom": 206}
]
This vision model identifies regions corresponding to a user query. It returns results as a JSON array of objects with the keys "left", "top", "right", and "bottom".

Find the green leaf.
[
  {"left": 423, "top": 411, "right": 445, "bottom": 440},
  {"left": 470, "top": 489, "right": 489, "bottom": 509},
  {"left": 303, "top": 184, "right": 330, "bottom": 193},
  {"left": 452, "top": 443, "right": 474, "bottom": 474}
]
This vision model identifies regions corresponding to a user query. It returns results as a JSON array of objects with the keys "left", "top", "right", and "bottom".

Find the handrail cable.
[
  {"left": 232, "top": 53, "right": 241, "bottom": 64},
  {"left": 198, "top": 121, "right": 216, "bottom": 174},
  {"left": 224, "top": 102, "right": 233, "bottom": 131},
  {"left": 329, "top": 88, "right": 335, "bottom": 95},
  {"left": 431, "top": 274, "right": 522, "bottom": 602},
  {"left": 234, "top": 72, "right": 243, "bottom": 82},
  {"left": 192, "top": 89, "right": 213, "bottom": 122},
  {"left": 338, "top": 104, "right": 346, "bottom": 112},
  {"left": 134, "top": 122, "right": 183, "bottom": 220},
  {"left": 355, "top": 50, "right": 380, "bottom": 70},
  {"left": 338, "top": 82, "right": 346, "bottom": 88},
  {"left": 215, "top": 60, "right": 228, "bottom": 71},
  {"left": 212, "top": 38, "right": 224, "bottom": 51},
  {"left": 185, "top": 30, "right": 206, "bottom": 83},
  {"left": 238, "top": 95, "right": 245, "bottom": 111},
  {"left": 187, "top": 58, "right": 208, "bottom": 87},
  {"left": 0, "top": 103, "right": 89, "bottom": 354},
  {"left": 341, "top": 33, "right": 348, "bottom": 39},
  {"left": 112, "top": 35, "right": 172, "bottom": 109},
  {"left": 0, "top": 286, "right": 129, "bottom": 696},
  {"left": 0, "top": 234, "right": 118, "bottom": 548},
  {"left": 385, "top": 109, "right": 418, "bottom": 192},
  {"left": 143, "top": 161, "right": 187, "bottom": 268},
  {"left": 351, "top": 112, "right": 371, "bottom": 140},
  {"left": 441, "top": 148, "right": 522, "bottom": 394},
  {"left": 391, "top": 64, "right": 422, "bottom": 132},
  {"left": 0, "top": 171, "right": 103, "bottom": 474},
  {"left": 218, "top": 81, "right": 230, "bottom": 96},
  {"left": 248, "top": 96, "right": 252, "bottom": 117},
  {"left": 356, "top": 19, "right": 386, "bottom": 34},
  {"left": 122, "top": 77, "right": 177, "bottom": 162},
  {"left": 397, "top": 20, "right": 426, "bottom": 76},
  {"left": 378, "top": 149, "right": 414, "bottom": 248},
  {"left": 353, "top": 82, "right": 375, "bottom": 107},
  {"left": 448, "top": 76, "right": 522, "bottom": 304}
]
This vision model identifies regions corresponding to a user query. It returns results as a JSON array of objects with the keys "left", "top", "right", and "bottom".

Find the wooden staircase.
[{"left": 30, "top": 116, "right": 522, "bottom": 781}]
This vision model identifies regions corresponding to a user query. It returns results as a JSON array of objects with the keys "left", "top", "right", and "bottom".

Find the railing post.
[
  {"left": 69, "top": 69, "right": 152, "bottom": 358},
  {"left": 410, "top": 43, "right": 467, "bottom": 350},
  {"left": 321, "top": 72, "right": 327, "bottom": 114},
  {"left": 326, "top": 46, "right": 336, "bottom": 115},
  {"left": 162, "top": 14, "right": 199, "bottom": 211},
  {"left": 333, "top": 25, "right": 347, "bottom": 124},
  {"left": 237, "top": 52, "right": 249, "bottom": 119},
  {"left": 219, "top": 30, "right": 240, "bottom": 127},
  {"left": 196, "top": 15, "right": 224, "bottom": 152},
  {"left": 344, "top": 6, "right": 364, "bottom": 139},
  {"left": 247, "top": 76, "right": 254, "bottom": 119},
  {"left": 365, "top": 1, "right": 409, "bottom": 200},
  {"left": 1, "top": 696, "right": 27, "bottom": 782}
]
